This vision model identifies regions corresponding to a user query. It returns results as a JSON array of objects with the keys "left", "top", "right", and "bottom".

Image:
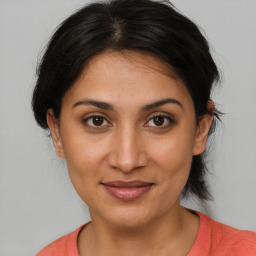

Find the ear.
[
  {"left": 46, "top": 109, "right": 65, "bottom": 159},
  {"left": 193, "top": 101, "right": 214, "bottom": 156}
]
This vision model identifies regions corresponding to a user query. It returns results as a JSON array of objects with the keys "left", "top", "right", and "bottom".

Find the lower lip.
[{"left": 103, "top": 184, "right": 153, "bottom": 201}]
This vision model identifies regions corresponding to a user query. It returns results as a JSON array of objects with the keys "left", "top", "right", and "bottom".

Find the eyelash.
[{"left": 82, "top": 114, "right": 175, "bottom": 129}]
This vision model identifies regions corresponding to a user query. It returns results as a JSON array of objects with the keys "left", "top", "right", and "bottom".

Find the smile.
[{"left": 101, "top": 180, "right": 154, "bottom": 201}]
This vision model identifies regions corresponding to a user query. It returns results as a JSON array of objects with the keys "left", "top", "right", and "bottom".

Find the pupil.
[
  {"left": 93, "top": 117, "right": 104, "bottom": 126},
  {"left": 154, "top": 116, "right": 164, "bottom": 126}
]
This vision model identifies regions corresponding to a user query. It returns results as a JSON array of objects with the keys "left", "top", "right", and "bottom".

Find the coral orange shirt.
[{"left": 36, "top": 211, "right": 256, "bottom": 256}]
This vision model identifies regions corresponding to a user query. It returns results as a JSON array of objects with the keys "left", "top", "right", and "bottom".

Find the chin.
[{"left": 97, "top": 204, "right": 156, "bottom": 229}]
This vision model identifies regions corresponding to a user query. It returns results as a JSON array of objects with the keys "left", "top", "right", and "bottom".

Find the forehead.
[
  {"left": 63, "top": 50, "right": 193, "bottom": 110},
  {"left": 84, "top": 50, "right": 176, "bottom": 79}
]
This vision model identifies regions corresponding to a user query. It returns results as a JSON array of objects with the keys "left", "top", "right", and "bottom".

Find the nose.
[{"left": 107, "top": 126, "right": 148, "bottom": 173}]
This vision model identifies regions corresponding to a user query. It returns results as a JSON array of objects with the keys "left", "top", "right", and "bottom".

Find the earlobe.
[
  {"left": 46, "top": 109, "right": 65, "bottom": 159},
  {"left": 193, "top": 101, "right": 214, "bottom": 156}
]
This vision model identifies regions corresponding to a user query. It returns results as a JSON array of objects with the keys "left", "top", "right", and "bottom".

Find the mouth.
[{"left": 101, "top": 180, "right": 154, "bottom": 201}]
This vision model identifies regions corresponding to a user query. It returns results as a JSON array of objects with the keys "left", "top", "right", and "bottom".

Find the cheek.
[
  {"left": 64, "top": 139, "right": 104, "bottom": 175},
  {"left": 62, "top": 138, "right": 107, "bottom": 205},
  {"left": 151, "top": 131, "right": 195, "bottom": 169},
  {"left": 61, "top": 131, "right": 108, "bottom": 193},
  {"left": 149, "top": 127, "right": 195, "bottom": 191}
]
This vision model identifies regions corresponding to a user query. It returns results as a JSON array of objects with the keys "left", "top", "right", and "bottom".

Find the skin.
[{"left": 47, "top": 50, "right": 214, "bottom": 256}]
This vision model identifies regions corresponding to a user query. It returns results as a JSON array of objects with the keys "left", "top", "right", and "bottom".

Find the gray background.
[{"left": 0, "top": 0, "right": 256, "bottom": 255}]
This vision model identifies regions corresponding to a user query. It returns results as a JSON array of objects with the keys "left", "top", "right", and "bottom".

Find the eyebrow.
[
  {"left": 72, "top": 98, "right": 183, "bottom": 111},
  {"left": 73, "top": 99, "right": 115, "bottom": 110},
  {"left": 141, "top": 98, "right": 183, "bottom": 111}
]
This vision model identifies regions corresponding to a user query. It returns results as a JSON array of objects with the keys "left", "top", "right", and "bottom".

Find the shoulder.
[
  {"left": 209, "top": 216, "right": 256, "bottom": 255},
  {"left": 36, "top": 234, "right": 69, "bottom": 256},
  {"left": 35, "top": 224, "right": 87, "bottom": 256},
  {"left": 198, "top": 211, "right": 256, "bottom": 255}
]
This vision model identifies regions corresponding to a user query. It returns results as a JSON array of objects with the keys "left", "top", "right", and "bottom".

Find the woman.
[{"left": 33, "top": 0, "right": 256, "bottom": 255}]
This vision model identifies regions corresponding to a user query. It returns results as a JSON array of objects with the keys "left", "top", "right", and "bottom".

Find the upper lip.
[{"left": 101, "top": 180, "right": 153, "bottom": 188}]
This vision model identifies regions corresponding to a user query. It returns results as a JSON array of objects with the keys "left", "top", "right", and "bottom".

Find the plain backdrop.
[{"left": 0, "top": 0, "right": 256, "bottom": 255}]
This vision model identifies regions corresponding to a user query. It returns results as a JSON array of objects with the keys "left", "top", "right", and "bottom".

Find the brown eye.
[
  {"left": 153, "top": 116, "right": 165, "bottom": 126},
  {"left": 146, "top": 115, "right": 174, "bottom": 128},
  {"left": 84, "top": 115, "right": 109, "bottom": 128},
  {"left": 92, "top": 116, "right": 104, "bottom": 126}
]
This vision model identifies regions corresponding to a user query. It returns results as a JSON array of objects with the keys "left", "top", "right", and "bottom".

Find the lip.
[{"left": 101, "top": 180, "right": 154, "bottom": 201}]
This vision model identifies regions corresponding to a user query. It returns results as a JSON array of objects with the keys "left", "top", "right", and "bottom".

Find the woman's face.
[{"left": 48, "top": 50, "right": 212, "bottom": 228}]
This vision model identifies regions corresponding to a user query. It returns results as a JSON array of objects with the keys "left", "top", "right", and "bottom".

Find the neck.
[{"left": 78, "top": 205, "right": 199, "bottom": 256}]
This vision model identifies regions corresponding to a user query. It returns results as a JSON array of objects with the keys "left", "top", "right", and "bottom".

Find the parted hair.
[{"left": 32, "top": 0, "right": 220, "bottom": 201}]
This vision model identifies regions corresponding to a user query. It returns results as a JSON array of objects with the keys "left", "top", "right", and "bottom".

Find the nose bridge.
[{"left": 109, "top": 122, "right": 147, "bottom": 172}]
